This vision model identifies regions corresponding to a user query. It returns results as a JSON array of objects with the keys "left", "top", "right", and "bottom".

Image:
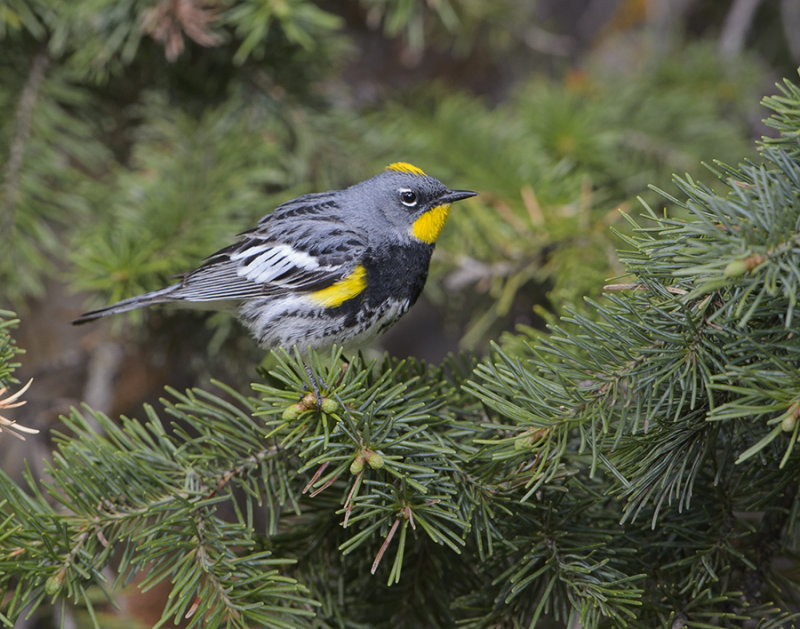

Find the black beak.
[{"left": 439, "top": 189, "right": 478, "bottom": 204}]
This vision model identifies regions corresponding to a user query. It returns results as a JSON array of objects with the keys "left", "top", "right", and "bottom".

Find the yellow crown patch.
[{"left": 386, "top": 162, "right": 427, "bottom": 177}]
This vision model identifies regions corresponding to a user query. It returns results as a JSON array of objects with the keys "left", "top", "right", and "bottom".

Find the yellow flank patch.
[
  {"left": 386, "top": 162, "right": 427, "bottom": 177},
  {"left": 309, "top": 265, "right": 367, "bottom": 308},
  {"left": 411, "top": 204, "right": 451, "bottom": 244}
]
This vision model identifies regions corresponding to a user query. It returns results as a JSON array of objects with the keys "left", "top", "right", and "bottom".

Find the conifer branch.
[{"left": 0, "top": 30, "right": 799, "bottom": 629}]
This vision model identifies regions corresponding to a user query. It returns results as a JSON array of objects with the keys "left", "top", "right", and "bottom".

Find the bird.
[{"left": 73, "top": 162, "right": 477, "bottom": 353}]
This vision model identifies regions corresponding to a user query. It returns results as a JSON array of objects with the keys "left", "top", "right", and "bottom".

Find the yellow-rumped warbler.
[{"left": 73, "top": 162, "right": 476, "bottom": 350}]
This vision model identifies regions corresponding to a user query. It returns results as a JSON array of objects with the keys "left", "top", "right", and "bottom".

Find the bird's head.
[{"left": 349, "top": 162, "right": 477, "bottom": 244}]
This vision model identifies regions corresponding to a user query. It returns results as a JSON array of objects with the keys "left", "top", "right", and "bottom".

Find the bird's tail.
[{"left": 72, "top": 285, "right": 179, "bottom": 325}]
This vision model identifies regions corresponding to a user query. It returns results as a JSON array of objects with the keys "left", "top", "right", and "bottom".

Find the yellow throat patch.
[
  {"left": 309, "top": 265, "right": 367, "bottom": 308},
  {"left": 412, "top": 204, "right": 451, "bottom": 244},
  {"left": 386, "top": 162, "right": 427, "bottom": 177}
]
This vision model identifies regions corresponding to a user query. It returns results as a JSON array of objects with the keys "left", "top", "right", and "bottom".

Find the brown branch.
[
  {"left": 207, "top": 446, "right": 278, "bottom": 498},
  {"left": 719, "top": 0, "right": 765, "bottom": 60}
]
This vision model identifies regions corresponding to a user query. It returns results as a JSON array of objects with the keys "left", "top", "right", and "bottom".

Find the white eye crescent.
[{"left": 399, "top": 188, "right": 419, "bottom": 207}]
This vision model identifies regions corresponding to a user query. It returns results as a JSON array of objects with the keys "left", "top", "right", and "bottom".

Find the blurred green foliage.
[
  {"left": 3, "top": 1, "right": 800, "bottom": 628},
  {"left": 363, "top": 45, "right": 763, "bottom": 344},
  {"left": 0, "top": 0, "right": 765, "bottom": 350}
]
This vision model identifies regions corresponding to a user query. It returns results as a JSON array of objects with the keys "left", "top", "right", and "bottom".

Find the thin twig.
[
  {"left": 302, "top": 461, "right": 329, "bottom": 494},
  {"left": 207, "top": 446, "right": 277, "bottom": 498},
  {"left": 309, "top": 471, "right": 340, "bottom": 498},
  {"left": 343, "top": 470, "right": 363, "bottom": 528},
  {"left": 371, "top": 518, "right": 400, "bottom": 574},
  {"left": 603, "top": 283, "right": 688, "bottom": 295}
]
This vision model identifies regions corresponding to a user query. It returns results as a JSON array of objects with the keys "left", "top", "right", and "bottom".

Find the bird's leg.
[{"left": 304, "top": 362, "right": 327, "bottom": 411}]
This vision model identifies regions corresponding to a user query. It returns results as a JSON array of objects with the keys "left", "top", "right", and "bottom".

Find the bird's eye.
[{"left": 399, "top": 189, "right": 418, "bottom": 207}]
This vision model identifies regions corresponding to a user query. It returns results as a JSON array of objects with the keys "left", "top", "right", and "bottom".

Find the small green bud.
[
  {"left": 781, "top": 402, "right": 800, "bottom": 432},
  {"left": 282, "top": 403, "right": 304, "bottom": 421},
  {"left": 301, "top": 392, "right": 317, "bottom": 409},
  {"left": 514, "top": 428, "right": 547, "bottom": 450},
  {"left": 725, "top": 254, "right": 765, "bottom": 278},
  {"left": 320, "top": 397, "right": 339, "bottom": 414},
  {"left": 365, "top": 451, "right": 384, "bottom": 469},
  {"left": 45, "top": 570, "right": 64, "bottom": 596},
  {"left": 514, "top": 436, "right": 530, "bottom": 450},
  {"left": 724, "top": 259, "right": 748, "bottom": 278},
  {"left": 350, "top": 455, "right": 364, "bottom": 475}
]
